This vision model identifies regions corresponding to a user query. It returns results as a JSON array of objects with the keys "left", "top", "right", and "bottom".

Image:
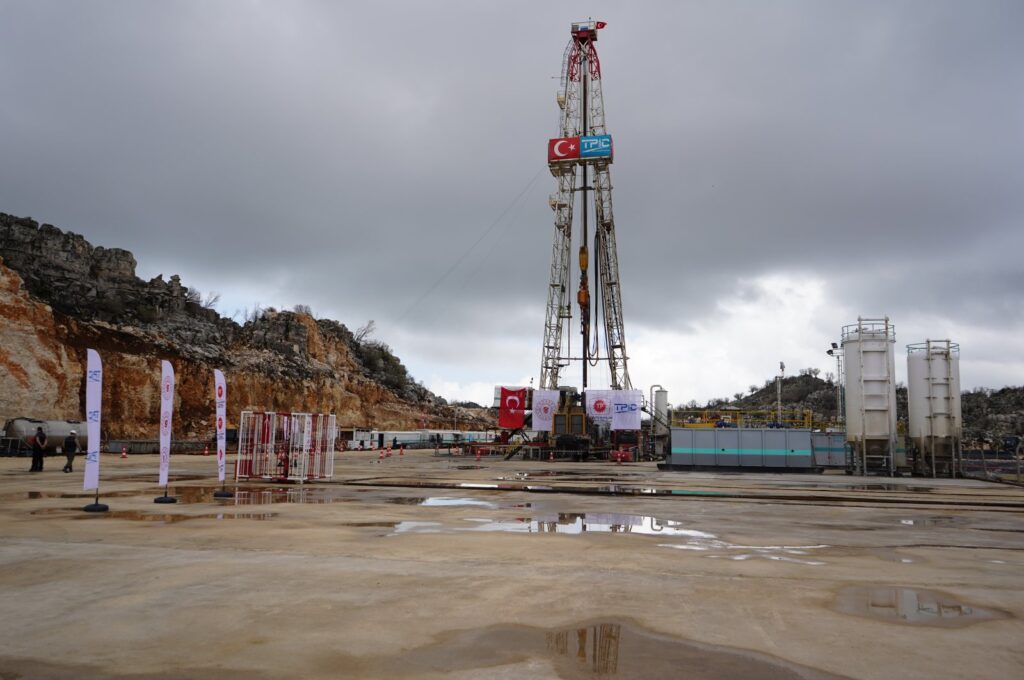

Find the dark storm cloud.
[{"left": 1, "top": 0, "right": 1022, "bottom": 400}]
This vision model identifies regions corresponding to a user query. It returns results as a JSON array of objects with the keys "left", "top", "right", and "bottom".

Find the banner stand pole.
[
  {"left": 213, "top": 480, "right": 233, "bottom": 499},
  {"left": 154, "top": 483, "right": 177, "bottom": 504},
  {"left": 83, "top": 486, "right": 108, "bottom": 513}
]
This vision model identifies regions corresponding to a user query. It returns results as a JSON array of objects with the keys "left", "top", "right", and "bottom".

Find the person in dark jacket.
[
  {"left": 62, "top": 430, "right": 78, "bottom": 473},
  {"left": 30, "top": 426, "right": 47, "bottom": 472}
]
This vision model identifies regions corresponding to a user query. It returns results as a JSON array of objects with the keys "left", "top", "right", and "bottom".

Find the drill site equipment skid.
[{"left": 235, "top": 411, "right": 336, "bottom": 483}]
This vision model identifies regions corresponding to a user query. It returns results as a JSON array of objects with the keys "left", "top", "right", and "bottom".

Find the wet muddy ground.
[{"left": 1, "top": 451, "right": 1022, "bottom": 679}]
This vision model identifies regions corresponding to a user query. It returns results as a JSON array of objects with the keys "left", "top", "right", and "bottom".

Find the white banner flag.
[
  {"left": 611, "top": 389, "right": 643, "bottom": 431},
  {"left": 158, "top": 360, "right": 174, "bottom": 487},
  {"left": 214, "top": 369, "right": 226, "bottom": 482},
  {"left": 83, "top": 349, "right": 102, "bottom": 490},
  {"left": 532, "top": 389, "right": 559, "bottom": 432},
  {"left": 586, "top": 390, "right": 615, "bottom": 424}
]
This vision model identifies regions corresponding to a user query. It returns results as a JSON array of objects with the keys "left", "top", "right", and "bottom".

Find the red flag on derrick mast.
[
  {"left": 596, "top": 21, "right": 607, "bottom": 29},
  {"left": 498, "top": 387, "right": 526, "bottom": 429}
]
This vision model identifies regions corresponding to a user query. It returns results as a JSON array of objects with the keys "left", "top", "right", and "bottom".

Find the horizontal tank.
[
  {"left": 907, "top": 340, "right": 961, "bottom": 477},
  {"left": 842, "top": 317, "right": 898, "bottom": 474},
  {"left": 2, "top": 418, "right": 85, "bottom": 452}
]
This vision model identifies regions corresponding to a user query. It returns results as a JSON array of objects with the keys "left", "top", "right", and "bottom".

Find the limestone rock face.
[{"left": 0, "top": 212, "right": 494, "bottom": 439}]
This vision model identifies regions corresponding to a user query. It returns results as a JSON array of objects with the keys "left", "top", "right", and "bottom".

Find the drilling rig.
[{"left": 539, "top": 20, "right": 633, "bottom": 453}]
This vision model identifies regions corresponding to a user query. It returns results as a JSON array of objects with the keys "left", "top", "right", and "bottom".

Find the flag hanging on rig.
[
  {"left": 498, "top": 387, "right": 526, "bottom": 429},
  {"left": 532, "top": 389, "right": 559, "bottom": 432},
  {"left": 586, "top": 390, "right": 615, "bottom": 424},
  {"left": 611, "top": 389, "right": 643, "bottom": 431},
  {"left": 83, "top": 349, "right": 102, "bottom": 491},
  {"left": 214, "top": 369, "right": 227, "bottom": 482},
  {"left": 158, "top": 360, "right": 175, "bottom": 487}
]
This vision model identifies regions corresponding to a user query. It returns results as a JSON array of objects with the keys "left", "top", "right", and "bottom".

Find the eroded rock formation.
[{"left": 0, "top": 212, "right": 491, "bottom": 439}]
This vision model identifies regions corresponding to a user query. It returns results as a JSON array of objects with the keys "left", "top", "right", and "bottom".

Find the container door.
[
  {"left": 740, "top": 429, "right": 764, "bottom": 467},
  {"left": 693, "top": 430, "right": 716, "bottom": 466},
  {"left": 786, "top": 430, "right": 813, "bottom": 469},
  {"left": 763, "top": 430, "right": 787, "bottom": 468},
  {"left": 716, "top": 429, "right": 739, "bottom": 467},
  {"left": 670, "top": 429, "right": 692, "bottom": 466}
]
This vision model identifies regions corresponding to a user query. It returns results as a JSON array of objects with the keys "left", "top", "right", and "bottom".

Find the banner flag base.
[
  {"left": 154, "top": 495, "right": 177, "bottom": 504},
  {"left": 83, "top": 502, "right": 109, "bottom": 513},
  {"left": 213, "top": 489, "right": 234, "bottom": 499}
]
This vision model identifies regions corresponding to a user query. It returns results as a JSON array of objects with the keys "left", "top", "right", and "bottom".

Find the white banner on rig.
[
  {"left": 586, "top": 390, "right": 615, "bottom": 424},
  {"left": 532, "top": 389, "right": 559, "bottom": 432},
  {"left": 214, "top": 369, "right": 226, "bottom": 482},
  {"left": 83, "top": 349, "right": 102, "bottom": 491},
  {"left": 611, "top": 389, "right": 643, "bottom": 431},
  {"left": 158, "top": 360, "right": 174, "bottom": 487}
]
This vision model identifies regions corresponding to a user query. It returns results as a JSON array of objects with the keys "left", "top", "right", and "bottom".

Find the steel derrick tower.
[{"left": 540, "top": 20, "right": 631, "bottom": 392}]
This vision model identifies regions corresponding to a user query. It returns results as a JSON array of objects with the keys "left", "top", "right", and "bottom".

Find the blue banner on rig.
[{"left": 579, "top": 134, "right": 613, "bottom": 159}]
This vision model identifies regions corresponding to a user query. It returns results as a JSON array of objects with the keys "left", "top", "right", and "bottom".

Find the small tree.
[{"left": 355, "top": 319, "right": 376, "bottom": 343}]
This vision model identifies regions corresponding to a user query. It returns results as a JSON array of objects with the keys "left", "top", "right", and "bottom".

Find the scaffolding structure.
[{"left": 235, "top": 411, "right": 336, "bottom": 482}]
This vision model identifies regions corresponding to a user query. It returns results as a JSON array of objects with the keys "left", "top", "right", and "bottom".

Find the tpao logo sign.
[
  {"left": 614, "top": 402, "right": 639, "bottom": 414},
  {"left": 580, "top": 135, "right": 612, "bottom": 159}
]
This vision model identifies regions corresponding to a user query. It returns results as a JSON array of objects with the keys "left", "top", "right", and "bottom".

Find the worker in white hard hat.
[{"left": 62, "top": 430, "right": 79, "bottom": 473}]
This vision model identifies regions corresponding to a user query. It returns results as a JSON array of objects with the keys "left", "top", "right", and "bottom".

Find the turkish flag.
[
  {"left": 498, "top": 387, "right": 526, "bottom": 429},
  {"left": 596, "top": 21, "right": 607, "bottom": 29},
  {"left": 548, "top": 137, "right": 580, "bottom": 162}
]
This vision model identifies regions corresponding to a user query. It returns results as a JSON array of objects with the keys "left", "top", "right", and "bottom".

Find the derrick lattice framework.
[{"left": 540, "top": 20, "right": 631, "bottom": 391}]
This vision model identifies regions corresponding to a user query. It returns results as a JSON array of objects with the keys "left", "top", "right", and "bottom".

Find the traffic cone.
[
  {"left": 549, "top": 450, "right": 555, "bottom": 462},
  {"left": 399, "top": 445, "right": 404, "bottom": 456},
  {"left": 203, "top": 444, "right": 209, "bottom": 456},
  {"left": 379, "top": 449, "right": 385, "bottom": 460},
  {"left": 120, "top": 446, "right": 127, "bottom": 459},
  {"left": 386, "top": 447, "right": 392, "bottom": 458},
  {"left": 615, "top": 451, "right": 622, "bottom": 465},
  {"left": 475, "top": 448, "right": 481, "bottom": 462}
]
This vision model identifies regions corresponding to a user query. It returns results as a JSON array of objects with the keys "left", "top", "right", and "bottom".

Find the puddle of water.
[
  {"left": 392, "top": 513, "right": 714, "bottom": 538},
  {"left": 164, "top": 485, "right": 363, "bottom": 505},
  {"left": 834, "top": 586, "right": 1011, "bottom": 627},
  {"left": 11, "top": 489, "right": 143, "bottom": 501},
  {"left": 660, "top": 538, "right": 830, "bottom": 566},
  {"left": 114, "top": 474, "right": 209, "bottom": 483},
  {"left": 31, "top": 508, "right": 276, "bottom": 522},
  {"left": 897, "top": 516, "right": 966, "bottom": 527},
  {"left": 351, "top": 618, "right": 850, "bottom": 679}
]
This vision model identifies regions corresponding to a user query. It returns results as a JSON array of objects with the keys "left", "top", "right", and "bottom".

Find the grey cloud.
[{"left": 2, "top": 0, "right": 1021, "bottom": 400}]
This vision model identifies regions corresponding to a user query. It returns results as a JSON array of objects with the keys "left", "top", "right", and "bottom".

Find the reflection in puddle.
[
  {"left": 358, "top": 618, "right": 851, "bottom": 679},
  {"left": 834, "top": 586, "right": 1011, "bottom": 627},
  {"left": 393, "top": 513, "right": 714, "bottom": 538}
]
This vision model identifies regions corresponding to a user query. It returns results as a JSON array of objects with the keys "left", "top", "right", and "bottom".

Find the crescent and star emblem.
[{"left": 506, "top": 396, "right": 521, "bottom": 409}]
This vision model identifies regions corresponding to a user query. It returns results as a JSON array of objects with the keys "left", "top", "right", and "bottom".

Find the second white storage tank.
[{"left": 907, "top": 340, "right": 961, "bottom": 477}]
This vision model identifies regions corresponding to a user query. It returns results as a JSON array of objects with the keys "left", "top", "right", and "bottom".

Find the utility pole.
[{"left": 776, "top": 362, "right": 785, "bottom": 425}]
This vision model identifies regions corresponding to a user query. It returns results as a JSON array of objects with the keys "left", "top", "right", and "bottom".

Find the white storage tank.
[
  {"left": 842, "top": 317, "right": 898, "bottom": 475},
  {"left": 907, "top": 340, "right": 961, "bottom": 477},
  {"left": 654, "top": 389, "right": 669, "bottom": 437}
]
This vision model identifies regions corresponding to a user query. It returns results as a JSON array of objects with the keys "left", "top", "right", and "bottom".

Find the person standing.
[
  {"left": 62, "top": 430, "right": 78, "bottom": 473},
  {"left": 30, "top": 426, "right": 47, "bottom": 472}
]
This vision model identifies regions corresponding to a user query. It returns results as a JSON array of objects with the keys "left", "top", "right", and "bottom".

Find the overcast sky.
[{"left": 2, "top": 0, "right": 1022, "bottom": 407}]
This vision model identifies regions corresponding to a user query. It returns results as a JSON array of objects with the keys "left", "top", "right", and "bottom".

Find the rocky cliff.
[{"left": 0, "top": 212, "right": 491, "bottom": 439}]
